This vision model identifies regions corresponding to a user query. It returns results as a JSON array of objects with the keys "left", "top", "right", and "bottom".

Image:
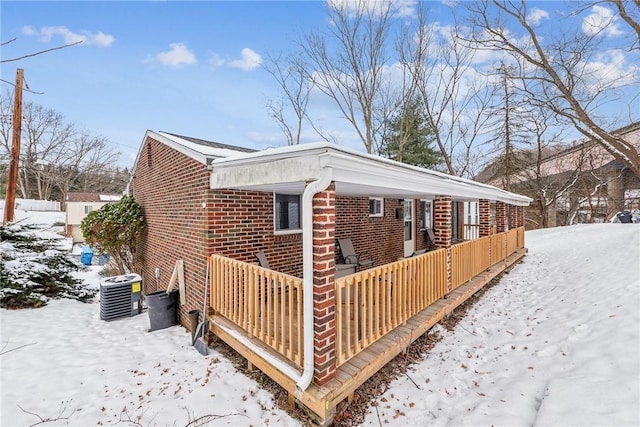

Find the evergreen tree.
[
  {"left": 381, "top": 98, "right": 442, "bottom": 169},
  {"left": 0, "top": 222, "right": 96, "bottom": 308}
]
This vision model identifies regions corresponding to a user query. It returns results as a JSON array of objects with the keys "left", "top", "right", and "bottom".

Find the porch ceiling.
[{"left": 209, "top": 143, "right": 532, "bottom": 206}]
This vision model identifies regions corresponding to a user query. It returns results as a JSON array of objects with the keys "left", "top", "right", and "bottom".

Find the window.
[
  {"left": 275, "top": 194, "right": 301, "bottom": 232},
  {"left": 451, "top": 201, "right": 460, "bottom": 240},
  {"left": 369, "top": 197, "right": 384, "bottom": 217},
  {"left": 419, "top": 200, "right": 433, "bottom": 229},
  {"left": 466, "top": 202, "right": 479, "bottom": 225},
  {"left": 84, "top": 205, "right": 93, "bottom": 214}
]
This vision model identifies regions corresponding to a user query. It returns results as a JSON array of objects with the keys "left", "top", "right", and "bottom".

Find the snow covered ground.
[{"left": 1, "top": 209, "right": 639, "bottom": 426}]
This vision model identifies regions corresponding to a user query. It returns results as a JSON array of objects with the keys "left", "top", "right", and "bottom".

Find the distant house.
[
  {"left": 65, "top": 192, "right": 122, "bottom": 242},
  {"left": 129, "top": 129, "right": 531, "bottom": 424},
  {"left": 476, "top": 121, "right": 640, "bottom": 227}
]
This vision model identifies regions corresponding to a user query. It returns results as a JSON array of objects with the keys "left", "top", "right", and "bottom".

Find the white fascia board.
[
  {"left": 324, "top": 151, "right": 532, "bottom": 204},
  {"left": 153, "top": 132, "right": 209, "bottom": 165},
  {"left": 211, "top": 142, "right": 532, "bottom": 205},
  {"left": 210, "top": 155, "right": 324, "bottom": 189}
]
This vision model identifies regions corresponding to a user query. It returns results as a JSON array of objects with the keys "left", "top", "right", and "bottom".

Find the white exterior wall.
[{"left": 66, "top": 201, "right": 113, "bottom": 243}]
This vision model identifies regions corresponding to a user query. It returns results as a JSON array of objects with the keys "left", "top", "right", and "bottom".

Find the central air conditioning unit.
[{"left": 100, "top": 273, "right": 143, "bottom": 321}]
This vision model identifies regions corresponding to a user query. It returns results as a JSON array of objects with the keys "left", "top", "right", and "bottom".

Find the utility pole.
[{"left": 3, "top": 68, "right": 23, "bottom": 224}]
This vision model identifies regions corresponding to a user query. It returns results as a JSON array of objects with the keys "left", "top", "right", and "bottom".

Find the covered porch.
[{"left": 206, "top": 143, "right": 530, "bottom": 424}]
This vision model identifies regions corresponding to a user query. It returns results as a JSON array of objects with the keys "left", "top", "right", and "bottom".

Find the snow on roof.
[
  {"left": 98, "top": 195, "right": 121, "bottom": 202},
  {"left": 154, "top": 131, "right": 255, "bottom": 164},
  {"left": 67, "top": 192, "right": 121, "bottom": 203}
]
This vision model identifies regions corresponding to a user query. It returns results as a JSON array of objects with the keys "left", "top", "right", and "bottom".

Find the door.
[{"left": 403, "top": 200, "right": 414, "bottom": 257}]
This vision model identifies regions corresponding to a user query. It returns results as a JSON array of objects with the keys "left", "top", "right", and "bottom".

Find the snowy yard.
[{"left": 1, "top": 210, "right": 639, "bottom": 426}]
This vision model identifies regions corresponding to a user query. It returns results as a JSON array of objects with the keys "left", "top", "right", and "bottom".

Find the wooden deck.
[{"left": 208, "top": 246, "right": 527, "bottom": 424}]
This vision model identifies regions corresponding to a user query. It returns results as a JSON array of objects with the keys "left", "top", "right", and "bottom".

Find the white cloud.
[
  {"left": 582, "top": 5, "right": 624, "bottom": 37},
  {"left": 209, "top": 53, "right": 226, "bottom": 68},
  {"left": 582, "top": 49, "right": 639, "bottom": 91},
  {"left": 21, "top": 25, "right": 114, "bottom": 47},
  {"left": 527, "top": 8, "right": 549, "bottom": 25},
  {"left": 228, "top": 48, "right": 262, "bottom": 71},
  {"left": 327, "top": 0, "right": 417, "bottom": 18},
  {"left": 156, "top": 43, "right": 197, "bottom": 67}
]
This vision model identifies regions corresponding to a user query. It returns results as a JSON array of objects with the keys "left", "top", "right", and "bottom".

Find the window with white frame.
[
  {"left": 84, "top": 205, "right": 93, "bottom": 214},
  {"left": 420, "top": 200, "right": 433, "bottom": 229},
  {"left": 369, "top": 197, "right": 384, "bottom": 217},
  {"left": 274, "top": 194, "right": 301, "bottom": 232}
]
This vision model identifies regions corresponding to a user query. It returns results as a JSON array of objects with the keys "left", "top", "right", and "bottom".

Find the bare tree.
[
  {"left": 483, "top": 61, "right": 535, "bottom": 191},
  {"left": 397, "top": 7, "right": 498, "bottom": 177},
  {"left": 299, "top": 0, "right": 396, "bottom": 153},
  {"left": 466, "top": 0, "right": 640, "bottom": 178},
  {"left": 53, "top": 131, "right": 120, "bottom": 205},
  {"left": 263, "top": 53, "right": 313, "bottom": 145},
  {"left": 0, "top": 93, "right": 120, "bottom": 201},
  {"left": 508, "top": 109, "right": 578, "bottom": 228}
]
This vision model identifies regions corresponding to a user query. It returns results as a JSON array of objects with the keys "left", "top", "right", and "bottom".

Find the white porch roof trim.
[{"left": 209, "top": 142, "right": 532, "bottom": 206}]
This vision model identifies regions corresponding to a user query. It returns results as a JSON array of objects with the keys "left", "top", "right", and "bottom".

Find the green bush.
[
  {"left": 1, "top": 222, "right": 96, "bottom": 309},
  {"left": 81, "top": 195, "right": 145, "bottom": 275}
]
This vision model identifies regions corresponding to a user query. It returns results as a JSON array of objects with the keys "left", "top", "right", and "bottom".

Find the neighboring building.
[
  {"left": 476, "top": 121, "right": 640, "bottom": 228},
  {"left": 129, "top": 130, "right": 531, "bottom": 424},
  {"left": 65, "top": 192, "right": 122, "bottom": 242}
]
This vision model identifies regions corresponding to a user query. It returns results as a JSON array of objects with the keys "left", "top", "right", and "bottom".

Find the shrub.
[
  {"left": 81, "top": 195, "right": 145, "bottom": 275},
  {"left": 0, "top": 222, "right": 96, "bottom": 309}
]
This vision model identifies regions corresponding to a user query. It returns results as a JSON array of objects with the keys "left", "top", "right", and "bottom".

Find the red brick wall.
[
  {"left": 312, "top": 183, "right": 337, "bottom": 386},
  {"left": 434, "top": 196, "right": 452, "bottom": 248},
  {"left": 335, "top": 196, "right": 404, "bottom": 266},
  {"left": 508, "top": 204, "right": 518, "bottom": 230},
  {"left": 434, "top": 196, "right": 452, "bottom": 291},
  {"left": 479, "top": 199, "right": 491, "bottom": 237},
  {"left": 496, "top": 201, "right": 507, "bottom": 232},
  {"left": 129, "top": 136, "right": 210, "bottom": 329},
  {"left": 205, "top": 190, "right": 303, "bottom": 277}
]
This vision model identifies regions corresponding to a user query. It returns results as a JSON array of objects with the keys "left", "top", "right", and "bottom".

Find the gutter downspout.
[{"left": 296, "top": 169, "right": 333, "bottom": 394}]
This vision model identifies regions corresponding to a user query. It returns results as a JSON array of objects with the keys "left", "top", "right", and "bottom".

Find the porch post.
[
  {"left": 479, "top": 199, "right": 491, "bottom": 237},
  {"left": 434, "top": 195, "right": 452, "bottom": 292},
  {"left": 311, "top": 182, "right": 337, "bottom": 386},
  {"left": 517, "top": 206, "right": 524, "bottom": 228},
  {"left": 508, "top": 204, "right": 517, "bottom": 230},
  {"left": 496, "top": 201, "right": 507, "bottom": 233}
]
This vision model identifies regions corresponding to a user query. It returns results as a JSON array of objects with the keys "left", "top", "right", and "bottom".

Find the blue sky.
[
  {"left": 2, "top": 1, "right": 333, "bottom": 166},
  {"left": 2, "top": 1, "right": 638, "bottom": 169}
]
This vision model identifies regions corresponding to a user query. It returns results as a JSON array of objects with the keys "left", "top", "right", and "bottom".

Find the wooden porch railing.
[
  {"left": 334, "top": 249, "right": 448, "bottom": 367},
  {"left": 209, "top": 254, "right": 304, "bottom": 369},
  {"left": 451, "top": 236, "right": 491, "bottom": 290},
  {"left": 506, "top": 228, "right": 519, "bottom": 256},
  {"left": 490, "top": 233, "right": 506, "bottom": 265},
  {"left": 517, "top": 226, "right": 525, "bottom": 249},
  {"left": 208, "top": 227, "right": 526, "bottom": 372}
]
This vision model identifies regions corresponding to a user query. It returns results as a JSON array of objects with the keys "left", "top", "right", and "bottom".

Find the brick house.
[{"left": 129, "top": 130, "right": 531, "bottom": 424}]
